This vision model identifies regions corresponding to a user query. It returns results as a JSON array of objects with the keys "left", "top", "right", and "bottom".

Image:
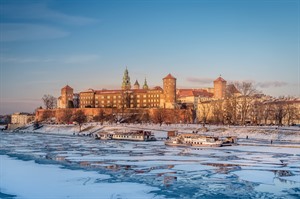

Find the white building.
[{"left": 11, "top": 113, "right": 34, "bottom": 125}]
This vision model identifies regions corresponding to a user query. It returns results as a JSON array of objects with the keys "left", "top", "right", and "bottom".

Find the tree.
[
  {"left": 249, "top": 100, "right": 263, "bottom": 125},
  {"left": 72, "top": 110, "right": 87, "bottom": 132},
  {"left": 198, "top": 101, "right": 212, "bottom": 124},
  {"left": 285, "top": 102, "right": 297, "bottom": 125},
  {"left": 42, "top": 94, "right": 57, "bottom": 109},
  {"left": 273, "top": 102, "right": 286, "bottom": 126},
  {"left": 152, "top": 108, "right": 166, "bottom": 126},
  {"left": 211, "top": 100, "right": 224, "bottom": 124},
  {"left": 61, "top": 109, "right": 73, "bottom": 124},
  {"left": 262, "top": 103, "right": 273, "bottom": 125},
  {"left": 234, "top": 82, "right": 257, "bottom": 125},
  {"left": 94, "top": 109, "right": 105, "bottom": 124}
]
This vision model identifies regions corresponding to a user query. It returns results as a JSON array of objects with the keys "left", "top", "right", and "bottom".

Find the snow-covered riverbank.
[{"left": 15, "top": 123, "right": 300, "bottom": 142}]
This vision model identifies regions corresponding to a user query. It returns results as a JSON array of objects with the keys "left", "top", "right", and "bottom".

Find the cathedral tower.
[
  {"left": 143, "top": 78, "right": 149, "bottom": 90},
  {"left": 121, "top": 67, "right": 131, "bottom": 90}
]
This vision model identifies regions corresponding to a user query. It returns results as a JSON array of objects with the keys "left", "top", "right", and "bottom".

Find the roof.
[
  {"left": 226, "top": 84, "right": 240, "bottom": 94},
  {"left": 153, "top": 86, "right": 163, "bottom": 90},
  {"left": 213, "top": 76, "right": 226, "bottom": 82},
  {"left": 177, "top": 89, "right": 213, "bottom": 98},
  {"left": 134, "top": 80, "right": 140, "bottom": 85},
  {"left": 163, "top": 73, "right": 176, "bottom": 80},
  {"left": 62, "top": 85, "right": 73, "bottom": 90}
]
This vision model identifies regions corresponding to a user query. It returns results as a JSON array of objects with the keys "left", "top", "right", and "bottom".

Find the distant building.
[
  {"left": 57, "top": 68, "right": 229, "bottom": 110},
  {"left": 213, "top": 76, "right": 227, "bottom": 99},
  {"left": 57, "top": 85, "right": 79, "bottom": 108},
  {"left": 11, "top": 112, "right": 34, "bottom": 125},
  {"left": 161, "top": 74, "right": 177, "bottom": 109}
]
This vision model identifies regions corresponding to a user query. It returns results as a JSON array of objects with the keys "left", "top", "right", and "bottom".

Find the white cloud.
[
  {"left": 0, "top": 23, "right": 69, "bottom": 42},
  {"left": 256, "top": 81, "right": 288, "bottom": 88},
  {"left": 0, "top": 55, "right": 54, "bottom": 63},
  {"left": 63, "top": 54, "right": 100, "bottom": 64},
  {"left": 186, "top": 77, "right": 214, "bottom": 84},
  {"left": 0, "top": 3, "right": 97, "bottom": 26}
]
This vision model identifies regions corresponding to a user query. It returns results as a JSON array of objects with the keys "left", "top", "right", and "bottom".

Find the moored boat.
[
  {"left": 165, "top": 133, "right": 223, "bottom": 147},
  {"left": 112, "top": 130, "right": 157, "bottom": 141}
]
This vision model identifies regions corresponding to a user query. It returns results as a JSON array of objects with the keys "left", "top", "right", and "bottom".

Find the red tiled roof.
[
  {"left": 177, "top": 89, "right": 213, "bottom": 98},
  {"left": 163, "top": 73, "right": 176, "bottom": 79},
  {"left": 153, "top": 86, "right": 163, "bottom": 90}
]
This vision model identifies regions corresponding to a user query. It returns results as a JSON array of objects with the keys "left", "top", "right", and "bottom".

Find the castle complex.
[{"left": 57, "top": 68, "right": 228, "bottom": 110}]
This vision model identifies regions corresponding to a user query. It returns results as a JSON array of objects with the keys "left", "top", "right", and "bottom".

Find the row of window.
[{"left": 82, "top": 94, "right": 161, "bottom": 100}]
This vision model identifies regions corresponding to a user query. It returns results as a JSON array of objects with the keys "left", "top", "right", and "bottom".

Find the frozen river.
[{"left": 0, "top": 131, "right": 300, "bottom": 199}]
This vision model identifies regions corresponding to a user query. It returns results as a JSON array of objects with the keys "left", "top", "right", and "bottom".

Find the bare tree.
[
  {"left": 285, "top": 102, "right": 297, "bottom": 125},
  {"left": 152, "top": 108, "right": 166, "bottom": 126},
  {"left": 198, "top": 101, "right": 212, "bottom": 124},
  {"left": 61, "top": 109, "right": 73, "bottom": 124},
  {"left": 273, "top": 102, "right": 286, "bottom": 126},
  {"left": 262, "top": 103, "right": 273, "bottom": 125},
  {"left": 225, "top": 84, "right": 240, "bottom": 124},
  {"left": 211, "top": 100, "right": 223, "bottom": 124},
  {"left": 42, "top": 94, "right": 57, "bottom": 109},
  {"left": 234, "top": 82, "right": 257, "bottom": 125},
  {"left": 72, "top": 110, "right": 87, "bottom": 132},
  {"left": 249, "top": 100, "right": 263, "bottom": 125},
  {"left": 94, "top": 109, "right": 105, "bottom": 124}
]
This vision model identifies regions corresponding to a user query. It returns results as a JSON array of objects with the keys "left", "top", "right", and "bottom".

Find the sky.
[{"left": 0, "top": 0, "right": 299, "bottom": 115}]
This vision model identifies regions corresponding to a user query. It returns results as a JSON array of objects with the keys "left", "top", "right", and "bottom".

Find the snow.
[
  {"left": 0, "top": 155, "right": 164, "bottom": 199},
  {"left": 19, "top": 123, "right": 300, "bottom": 142},
  {"left": 1, "top": 123, "right": 300, "bottom": 198},
  {"left": 233, "top": 170, "right": 275, "bottom": 185}
]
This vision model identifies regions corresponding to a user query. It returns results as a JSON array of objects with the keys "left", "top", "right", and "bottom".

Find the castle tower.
[
  {"left": 143, "top": 78, "right": 149, "bottom": 90},
  {"left": 61, "top": 85, "right": 74, "bottom": 108},
  {"left": 133, "top": 80, "right": 140, "bottom": 89},
  {"left": 162, "top": 73, "right": 176, "bottom": 108},
  {"left": 213, "top": 76, "right": 227, "bottom": 99},
  {"left": 121, "top": 67, "right": 131, "bottom": 90}
]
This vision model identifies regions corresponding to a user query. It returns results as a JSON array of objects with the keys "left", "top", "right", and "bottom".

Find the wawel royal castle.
[{"left": 57, "top": 68, "right": 227, "bottom": 110}]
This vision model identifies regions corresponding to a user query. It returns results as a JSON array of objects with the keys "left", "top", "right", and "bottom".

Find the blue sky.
[{"left": 0, "top": 0, "right": 299, "bottom": 114}]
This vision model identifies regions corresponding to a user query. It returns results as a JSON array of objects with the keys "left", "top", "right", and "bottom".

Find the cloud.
[
  {"left": 0, "top": 3, "right": 97, "bottom": 26},
  {"left": 256, "top": 81, "right": 288, "bottom": 88},
  {"left": 0, "top": 55, "right": 54, "bottom": 63},
  {"left": 63, "top": 54, "right": 100, "bottom": 64},
  {"left": 186, "top": 77, "right": 214, "bottom": 85},
  {"left": 0, "top": 23, "right": 69, "bottom": 42}
]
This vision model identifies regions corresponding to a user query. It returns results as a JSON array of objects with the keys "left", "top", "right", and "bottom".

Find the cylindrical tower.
[
  {"left": 213, "top": 76, "right": 227, "bottom": 99},
  {"left": 162, "top": 73, "right": 176, "bottom": 108}
]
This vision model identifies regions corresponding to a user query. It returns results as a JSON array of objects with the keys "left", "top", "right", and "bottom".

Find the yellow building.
[
  {"left": 58, "top": 69, "right": 228, "bottom": 110},
  {"left": 11, "top": 112, "right": 34, "bottom": 125}
]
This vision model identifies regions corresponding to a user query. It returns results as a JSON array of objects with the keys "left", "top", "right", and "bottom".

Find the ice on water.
[{"left": 0, "top": 128, "right": 300, "bottom": 199}]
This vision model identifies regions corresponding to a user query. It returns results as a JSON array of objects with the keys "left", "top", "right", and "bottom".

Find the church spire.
[
  {"left": 122, "top": 67, "right": 131, "bottom": 90},
  {"left": 143, "top": 78, "right": 148, "bottom": 90}
]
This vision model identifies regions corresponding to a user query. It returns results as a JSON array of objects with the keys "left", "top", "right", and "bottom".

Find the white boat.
[
  {"left": 165, "top": 133, "right": 223, "bottom": 147},
  {"left": 112, "top": 130, "right": 156, "bottom": 141}
]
